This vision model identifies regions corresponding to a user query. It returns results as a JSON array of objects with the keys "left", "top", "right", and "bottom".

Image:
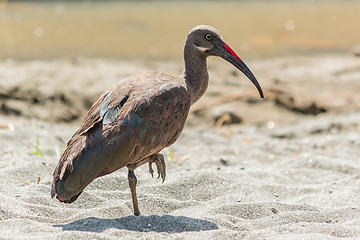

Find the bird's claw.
[
  {"left": 149, "top": 163, "right": 155, "bottom": 178},
  {"left": 149, "top": 154, "right": 166, "bottom": 183}
]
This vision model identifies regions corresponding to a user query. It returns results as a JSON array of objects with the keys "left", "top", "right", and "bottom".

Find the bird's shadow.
[{"left": 53, "top": 215, "right": 218, "bottom": 233}]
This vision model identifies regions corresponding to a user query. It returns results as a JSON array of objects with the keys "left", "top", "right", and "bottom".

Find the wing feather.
[
  {"left": 52, "top": 72, "right": 191, "bottom": 201},
  {"left": 53, "top": 85, "right": 131, "bottom": 182}
]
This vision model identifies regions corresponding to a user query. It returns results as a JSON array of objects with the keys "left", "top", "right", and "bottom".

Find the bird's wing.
[
  {"left": 52, "top": 73, "right": 191, "bottom": 199},
  {"left": 72, "top": 84, "right": 130, "bottom": 137},
  {"left": 52, "top": 75, "right": 134, "bottom": 182}
]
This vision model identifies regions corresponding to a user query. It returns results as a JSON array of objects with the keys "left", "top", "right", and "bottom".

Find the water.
[{"left": 0, "top": 1, "right": 359, "bottom": 60}]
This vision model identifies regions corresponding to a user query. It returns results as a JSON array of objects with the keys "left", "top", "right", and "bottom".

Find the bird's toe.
[
  {"left": 155, "top": 154, "right": 166, "bottom": 183},
  {"left": 148, "top": 153, "right": 166, "bottom": 183},
  {"left": 149, "top": 162, "right": 155, "bottom": 178}
]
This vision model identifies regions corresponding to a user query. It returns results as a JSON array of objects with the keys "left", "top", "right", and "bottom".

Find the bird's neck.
[{"left": 182, "top": 47, "right": 209, "bottom": 105}]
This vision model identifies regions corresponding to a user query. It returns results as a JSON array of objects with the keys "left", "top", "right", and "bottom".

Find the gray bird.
[{"left": 51, "top": 25, "right": 263, "bottom": 216}]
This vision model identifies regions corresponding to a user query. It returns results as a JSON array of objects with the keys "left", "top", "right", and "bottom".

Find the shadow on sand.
[{"left": 53, "top": 215, "right": 218, "bottom": 233}]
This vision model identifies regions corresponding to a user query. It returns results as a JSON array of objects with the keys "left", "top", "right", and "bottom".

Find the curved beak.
[{"left": 208, "top": 39, "right": 264, "bottom": 98}]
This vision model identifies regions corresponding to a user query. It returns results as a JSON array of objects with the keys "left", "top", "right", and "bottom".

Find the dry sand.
[{"left": 0, "top": 54, "right": 360, "bottom": 239}]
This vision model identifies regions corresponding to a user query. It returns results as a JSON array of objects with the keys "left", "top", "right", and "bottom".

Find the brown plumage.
[{"left": 51, "top": 25, "right": 263, "bottom": 216}]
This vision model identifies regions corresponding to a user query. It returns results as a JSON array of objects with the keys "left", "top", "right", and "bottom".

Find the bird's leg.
[
  {"left": 126, "top": 159, "right": 151, "bottom": 216},
  {"left": 125, "top": 154, "right": 166, "bottom": 216},
  {"left": 127, "top": 157, "right": 150, "bottom": 171},
  {"left": 127, "top": 154, "right": 166, "bottom": 183},
  {"left": 127, "top": 169, "right": 140, "bottom": 216},
  {"left": 149, "top": 153, "right": 166, "bottom": 183}
]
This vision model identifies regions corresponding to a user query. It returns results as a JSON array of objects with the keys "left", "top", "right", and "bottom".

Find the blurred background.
[
  {"left": 1, "top": 0, "right": 359, "bottom": 60},
  {"left": 0, "top": 0, "right": 360, "bottom": 124}
]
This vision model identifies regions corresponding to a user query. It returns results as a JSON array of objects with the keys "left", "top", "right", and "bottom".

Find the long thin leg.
[
  {"left": 126, "top": 153, "right": 166, "bottom": 216},
  {"left": 127, "top": 169, "right": 140, "bottom": 216}
]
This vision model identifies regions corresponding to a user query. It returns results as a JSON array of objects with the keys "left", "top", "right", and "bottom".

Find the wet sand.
[{"left": 1, "top": 54, "right": 360, "bottom": 239}]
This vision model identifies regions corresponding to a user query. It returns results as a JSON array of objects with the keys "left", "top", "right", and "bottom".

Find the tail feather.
[
  {"left": 51, "top": 135, "right": 110, "bottom": 203},
  {"left": 51, "top": 119, "right": 133, "bottom": 203},
  {"left": 51, "top": 134, "right": 93, "bottom": 203},
  {"left": 50, "top": 176, "right": 58, "bottom": 198}
]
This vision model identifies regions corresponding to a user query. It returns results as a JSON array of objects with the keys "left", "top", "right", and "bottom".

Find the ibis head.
[{"left": 185, "top": 25, "right": 264, "bottom": 98}]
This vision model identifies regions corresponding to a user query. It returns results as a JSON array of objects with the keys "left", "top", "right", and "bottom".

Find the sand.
[{"left": 0, "top": 54, "right": 360, "bottom": 239}]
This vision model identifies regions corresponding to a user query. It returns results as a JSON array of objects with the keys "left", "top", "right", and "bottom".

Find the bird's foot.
[{"left": 149, "top": 153, "right": 166, "bottom": 183}]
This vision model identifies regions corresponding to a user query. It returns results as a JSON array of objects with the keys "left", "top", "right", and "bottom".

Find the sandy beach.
[{"left": 0, "top": 54, "right": 360, "bottom": 239}]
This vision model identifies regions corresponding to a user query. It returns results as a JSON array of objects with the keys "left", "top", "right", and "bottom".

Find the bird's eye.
[{"left": 205, "top": 34, "right": 212, "bottom": 41}]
